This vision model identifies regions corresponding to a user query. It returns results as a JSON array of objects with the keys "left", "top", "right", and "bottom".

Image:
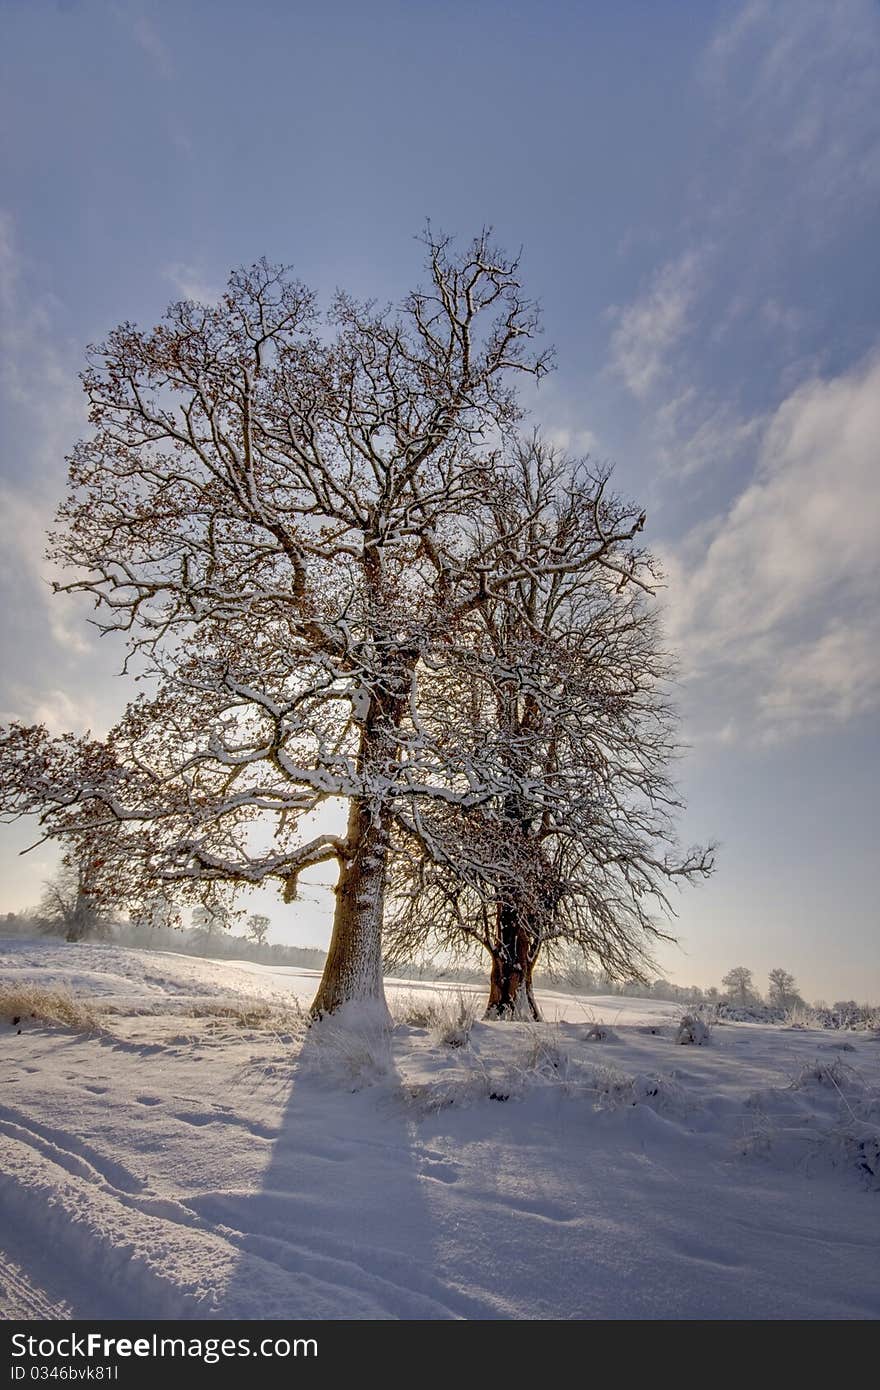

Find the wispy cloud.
[
  {"left": 110, "top": 3, "right": 174, "bottom": 81},
  {"left": 652, "top": 389, "right": 764, "bottom": 481},
  {"left": 0, "top": 210, "right": 88, "bottom": 616},
  {"left": 664, "top": 353, "right": 880, "bottom": 742},
  {"left": 0, "top": 687, "right": 107, "bottom": 739},
  {"left": 131, "top": 14, "right": 173, "bottom": 79},
  {"left": 603, "top": 0, "right": 880, "bottom": 493},
  {"left": 0, "top": 487, "right": 90, "bottom": 657},
  {"left": 608, "top": 251, "right": 704, "bottom": 400},
  {"left": 162, "top": 261, "right": 222, "bottom": 305},
  {"left": 701, "top": 0, "right": 880, "bottom": 240},
  {"left": 0, "top": 214, "right": 79, "bottom": 416},
  {"left": 606, "top": 243, "right": 764, "bottom": 481},
  {"left": 0, "top": 212, "right": 120, "bottom": 731},
  {"left": 758, "top": 618, "right": 880, "bottom": 735}
]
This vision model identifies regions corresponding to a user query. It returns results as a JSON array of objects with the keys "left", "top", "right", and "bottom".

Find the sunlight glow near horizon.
[{"left": 1, "top": 0, "right": 878, "bottom": 1002}]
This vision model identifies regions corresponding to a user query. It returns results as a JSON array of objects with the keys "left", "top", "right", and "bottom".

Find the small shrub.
[
  {"left": 394, "top": 991, "right": 478, "bottom": 1048},
  {"left": 792, "top": 1057, "right": 856, "bottom": 1091},
  {"left": 520, "top": 1028, "right": 570, "bottom": 1079},
  {"left": 676, "top": 1014, "right": 710, "bottom": 1046},
  {"left": 585, "top": 1023, "right": 618, "bottom": 1042}
]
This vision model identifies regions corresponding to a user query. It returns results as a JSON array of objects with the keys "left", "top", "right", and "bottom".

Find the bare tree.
[
  {"left": 246, "top": 913, "right": 270, "bottom": 946},
  {"left": 191, "top": 903, "right": 231, "bottom": 937},
  {"left": 385, "top": 438, "right": 714, "bottom": 1017},
  {"left": 767, "top": 967, "right": 802, "bottom": 1012},
  {"left": 38, "top": 848, "right": 114, "bottom": 942},
  {"left": 0, "top": 231, "right": 556, "bottom": 1018},
  {"left": 721, "top": 966, "right": 755, "bottom": 1006}
]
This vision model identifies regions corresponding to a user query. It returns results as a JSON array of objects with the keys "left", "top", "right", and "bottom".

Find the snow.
[{"left": 1, "top": 937, "right": 878, "bottom": 1321}]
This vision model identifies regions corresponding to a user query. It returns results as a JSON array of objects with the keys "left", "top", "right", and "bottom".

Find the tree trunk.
[
  {"left": 65, "top": 892, "right": 93, "bottom": 942},
  {"left": 484, "top": 903, "right": 541, "bottom": 1021},
  {"left": 308, "top": 663, "right": 405, "bottom": 1021},
  {"left": 308, "top": 588, "right": 406, "bottom": 1018},
  {"left": 310, "top": 798, "right": 391, "bottom": 1019}
]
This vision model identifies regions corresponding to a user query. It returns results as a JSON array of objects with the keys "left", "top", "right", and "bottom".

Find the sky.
[{"left": 1, "top": 0, "right": 878, "bottom": 1002}]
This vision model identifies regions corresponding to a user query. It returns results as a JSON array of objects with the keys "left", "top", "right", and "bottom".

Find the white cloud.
[
  {"left": 0, "top": 487, "right": 91, "bottom": 657},
  {"left": 0, "top": 214, "right": 80, "bottom": 418},
  {"left": 1, "top": 688, "right": 105, "bottom": 739},
  {"left": 162, "top": 262, "right": 222, "bottom": 305},
  {"left": 0, "top": 213, "right": 93, "bottom": 649},
  {"left": 0, "top": 213, "right": 120, "bottom": 731},
  {"left": 653, "top": 388, "right": 764, "bottom": 480},
  {"left": 758, "top": 616, "right": 880, "bottom": 734},
  {"left": 664, "top": 353, "right": 880, "bottom": 742},
  {"left": 542, "top": 425, "right": 599, "bottom": 459},
  {"left": 760, "top": 299, "right": 805, "bottom": 340},
  {"left": 131, "top": 15, "right": 173, "bottom": 80},
  {"left": 608, "top": 251, "right": 704, "bottom": 399},
  {"left": 604, "top": 2, "right": 880, "bottom": 486}
]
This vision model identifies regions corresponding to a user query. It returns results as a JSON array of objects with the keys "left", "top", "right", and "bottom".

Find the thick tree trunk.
[
  {"left": 308, "top": 552, "right": 406, "bottom": 1019},
  {"left": 65, "top": 892, "right": 94, "bottom": 943},
  {"left": 484, "top": 903, "right": 541, "bottom": 1021},
  {"left": 310, "top": 798, "right": 391, "bottom": 1019}
]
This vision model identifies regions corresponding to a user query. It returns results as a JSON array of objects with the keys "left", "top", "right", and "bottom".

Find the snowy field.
[{"left": 1, "top": 938, "right": 878, "bottom": 1321}]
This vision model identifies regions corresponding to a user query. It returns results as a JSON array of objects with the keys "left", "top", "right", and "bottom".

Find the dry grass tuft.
[
  {"left": 394, "top": 990, "right": 479, "bottom": 1047},
  {"left": 179, "top": 997, "right": 306, "bottom": 1032},
  {"left": 0, "top": 983, "right": 105, "bottom": 1035}
]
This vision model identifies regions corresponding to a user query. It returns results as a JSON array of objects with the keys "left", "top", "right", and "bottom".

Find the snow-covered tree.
[
  {"left": 192, "top": 903, "right": 231, "bottom": 937},
  {"left": 722, "top": 966, "right": 756, "bottom": 1005},
  {"left": 246, "top": 912, "right": 270, "bottom": 946},
  {"left": 767, "top": 967, "right": 802, "bottom": 1011},
  {"left": 0, "top": 231, "right": 553, "bottom": 1018},
  {"left": 384, "top": 438, "right": 713, "bottom": 1017},
  {"left": 38, "top": 848, "right": 115, "bottom": 942}
]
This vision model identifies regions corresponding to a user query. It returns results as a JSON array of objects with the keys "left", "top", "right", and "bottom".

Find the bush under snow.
[{"left": 676, "top": 1014, "right": 711, "bottom": 1045}]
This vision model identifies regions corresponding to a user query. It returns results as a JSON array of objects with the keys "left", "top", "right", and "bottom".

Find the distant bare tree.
[
  {"left": 246, "top": 913, "right": 270, "bottom": 946},
  {"left": 722, "top": 966, "right": 756, "bottom": 1006},
  {"left": 191, "top": 903, "right": 231, "bottom": 937},
  {"left": 39, "top": 849, "right": 114, "bottom": 942},
  {"left": 767, "top": 967, "right": 802, "bottom": 1011}
]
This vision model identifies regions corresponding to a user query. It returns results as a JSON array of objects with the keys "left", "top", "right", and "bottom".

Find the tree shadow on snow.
[{"left": 202, "top": 1016, "right": 486, "bottom": 1320}]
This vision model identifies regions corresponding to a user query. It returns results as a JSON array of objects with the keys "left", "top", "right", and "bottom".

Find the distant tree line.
[{"left": 1, "top": 891, "right": 875, "bottom": 1025}]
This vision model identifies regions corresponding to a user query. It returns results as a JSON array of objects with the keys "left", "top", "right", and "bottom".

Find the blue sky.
[{"left": 1, "top": 0, "right": 878, "bottom": 1001}]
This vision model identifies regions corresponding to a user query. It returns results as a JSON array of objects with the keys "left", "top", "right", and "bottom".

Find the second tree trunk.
[{"left": 485, "top": 903, "right": 541, "bottom": 1020}]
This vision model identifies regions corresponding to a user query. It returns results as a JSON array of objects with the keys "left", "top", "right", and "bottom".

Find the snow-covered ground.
[{"left": 1, "top": 938, "right": 878, "bottom": 1320}]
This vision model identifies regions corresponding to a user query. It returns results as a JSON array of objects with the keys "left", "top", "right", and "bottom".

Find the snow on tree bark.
[
  {"left": 485, "top": 902, "right": 542, "bottom": 1020},
  {"left": 312, "top": 802, "right": 391, "bottom": 1018},
  {"left": 384, "top": 437, "right": 715, "bottom": 1008},
  {"left": 0, "top": 230, "right": 559, "bottom": 1017}
]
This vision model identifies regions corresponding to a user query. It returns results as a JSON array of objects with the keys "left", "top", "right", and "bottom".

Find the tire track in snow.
[
  {"left": 0, "top": 1130, "right": 424, "bottom": 1319},
  {"left": 188, "top": 1194, "right": 495, "bottom": 1320},
  {"left": 0, "top": 1102, "right": 146, "bottom": 1192},
  {"left": 0, "top": 1103, "right": 224, "bottom": 1236},
  {"left": 0, "top": 1248, "right": 70, "bottom": 1319}
]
